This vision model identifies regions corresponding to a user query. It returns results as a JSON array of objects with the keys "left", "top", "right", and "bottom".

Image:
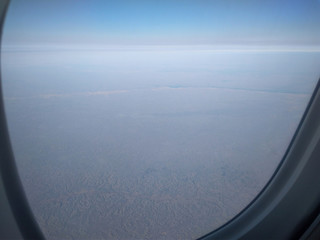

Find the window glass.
[{"left": 2, "top": 0, "right": 320, "bottom": 239}]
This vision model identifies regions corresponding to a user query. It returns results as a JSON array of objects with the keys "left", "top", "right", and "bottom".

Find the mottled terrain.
[{"left": 2, "top": 48, "right": 319, "bottom": 239}]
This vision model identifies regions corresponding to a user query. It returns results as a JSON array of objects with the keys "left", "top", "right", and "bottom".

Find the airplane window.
[{"left": 1, "top": 0, "right": 320, "bottom": 239}]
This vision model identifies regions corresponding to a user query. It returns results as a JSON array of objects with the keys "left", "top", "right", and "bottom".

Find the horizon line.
[{"left": 2, "top": 44, "right": 320, "bottom": 53}]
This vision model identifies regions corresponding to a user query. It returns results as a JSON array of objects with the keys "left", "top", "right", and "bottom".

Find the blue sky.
[{"left": 2, "top": 0, "right": 320, "bottom": 47}]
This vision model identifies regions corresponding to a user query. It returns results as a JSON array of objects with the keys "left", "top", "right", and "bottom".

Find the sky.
[{"left": 2, "top": 0, "right": 320, "bottom": 48}]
